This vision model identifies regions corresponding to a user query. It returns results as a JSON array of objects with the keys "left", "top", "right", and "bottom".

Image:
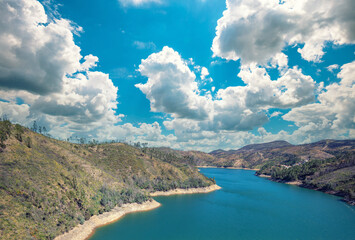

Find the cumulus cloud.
[
  {"left": 31, "top": 71, "right": 119, "bottom": 125},
  {"left": 137, "top": 47, "right": 316, "bottom": 133},
  {"left": 212, "top": 0, "right": 355, "bottom": 64},
  {"left": 136, "top": 46, "right": 212, "bottom": 120},
  {"left": 283, "top": 60, "right": 355, "bottom": 142},
  {"left": 0, "top": 0, "right": 82, "bottom": 94},
  {"left": 0, "top": 0, "right": 121, "bottom": 138},
  {"left": 0, "top": 101, "right": 30, "bottom": 125},
  {"left": 238, "top": 64, "right": 315, "bottom": 109},
  {"left": 97, "top": 121, "right": 177, "bottom": 147},
  {"left": 80, "top": 54, "right": 99, "bottom": 71}
]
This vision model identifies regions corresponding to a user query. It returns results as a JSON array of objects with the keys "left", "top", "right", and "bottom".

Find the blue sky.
[{"left": 0, "top": 0, "right": 354, "bottom": 151}]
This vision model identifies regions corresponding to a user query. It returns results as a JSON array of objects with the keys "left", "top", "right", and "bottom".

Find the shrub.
[
  {"left": 25, "top": 137, "right": 32, "bottom": 148},
  {"left": 14, "top": 124, "right": 24, "bottom": 142}
]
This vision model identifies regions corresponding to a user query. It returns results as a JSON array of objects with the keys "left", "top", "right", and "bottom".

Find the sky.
[{"left": 0, "top": 0, "right": 354, "bottom": 152}]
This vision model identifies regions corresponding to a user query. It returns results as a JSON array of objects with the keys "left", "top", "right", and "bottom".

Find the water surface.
[{"left": 90, "top": 168, "right": 355, "bottom": 240}]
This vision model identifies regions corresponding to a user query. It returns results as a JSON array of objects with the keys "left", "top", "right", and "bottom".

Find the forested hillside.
[{"left": 0, "top": 120, "right": 214, "bottom": 240}]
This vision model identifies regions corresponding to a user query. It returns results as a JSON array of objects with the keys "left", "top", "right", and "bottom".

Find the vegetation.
[
  {"left": 255, "top": 147, "right": 355, "bottom": 205},
  {"left": 0, "top": 120, "right": 214, "bottom": 240},
  {"left": 162, "top": 139, "right": 354, "bottom": 205}
]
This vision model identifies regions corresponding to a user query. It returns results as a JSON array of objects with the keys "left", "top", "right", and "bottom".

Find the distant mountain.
[
  {"left": 0, "top": 120, "right": 214, "bottom": 240},
  {"left": 209, "top": 149, "right": 226, "bottom": 155},
  {"left": 238, "top": 140, "right": 293, "bottom": 151},
  {"left": 168, "top": 139, "right": 355, "bottom": 205}
]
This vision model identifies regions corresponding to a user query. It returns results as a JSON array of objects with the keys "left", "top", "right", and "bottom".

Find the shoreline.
[
  {"left": 54, "top": 200, "right": 161, "bottom": 240},
  {"left": 197, "top": 166, "right": 259, "bottom": 171},
  {"left": 55, "top": 184, "right": 221, "bottom": 240},
  {"left": 150, "top": 184, "right": 221, "bottom": 196},
  {"left": 258, "top": 174, "right": 271, "bottom": 178},
  {"left": 255, "top": 174, "right": 354, "bottom": 205}
]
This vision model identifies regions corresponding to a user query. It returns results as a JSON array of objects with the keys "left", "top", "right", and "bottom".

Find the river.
[{"left": 90, "top": 168, "right": 355, "bottom": 240}]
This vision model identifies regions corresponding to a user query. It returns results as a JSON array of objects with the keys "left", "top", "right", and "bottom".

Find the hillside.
[
  {"left": 207, "top": 140, "right": 296, "bottom": 168},
  {"left": 207, "top": 140, "right": 354, "bottom": 169},
  {"left": 0, "top": 120, "right": 214, "bottom": 240},
  {"left": 255, "top": 140, "right": 355, "bottom": 204},
  {"left": 237, "top": 140, "right": 293, "bottom": 151},
  {"left": 159, "top": 140, "right": 354, "bottom": 204},
  {"left": 151, "top": 147, "right": 219, "bottom": 167}
]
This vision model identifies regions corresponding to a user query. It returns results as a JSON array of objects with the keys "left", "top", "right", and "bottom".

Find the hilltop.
[{"left": 0, "top": 120, "right": 214, "bottom": 240}]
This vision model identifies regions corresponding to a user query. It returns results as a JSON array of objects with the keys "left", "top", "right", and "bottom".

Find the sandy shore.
[
  {"left": 55, "top": 185, "right": 221, "bottom": 240},
  {"left": 54, "top": 200, "right": 161, "bottom": 240},
  {"left": 197, "top": 166, "right": 259, "bottom": 171},
  {"left": 150, "top": 184, "right": 221, "bottom": 196},
  {"left": 258, "top": 174, "right": 271, "bottom": 178},
  {"left": 285, "top": 180, "right": 302, "bottom": 186}
]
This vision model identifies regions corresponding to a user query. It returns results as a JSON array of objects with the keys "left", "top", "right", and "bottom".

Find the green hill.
[{"left": 0, "top": 120, "right": 214, "bottom": 240}]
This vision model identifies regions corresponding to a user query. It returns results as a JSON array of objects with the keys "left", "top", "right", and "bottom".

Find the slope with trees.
[{"left": 0, "top": 120, "right": 214, "bottom": 240}]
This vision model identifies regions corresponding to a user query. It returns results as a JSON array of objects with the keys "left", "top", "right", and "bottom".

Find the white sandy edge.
[
  {"left": 55, "top": 185, "right": 221, "bottom": 240},
  {"left": 285, "top": 180, "right": 302, "bottom": 186},
  {"left": 258, "top": 174, "right": 271, "bottom": 178},
  {"left": 150, "top": 184, "right": 221, "bottom": 196},
  {"left": 197, "top": 166, "right": 259, "bottom": 171},
  {"left": 54, "top": 200, "right": 161, "bottom": 240}
]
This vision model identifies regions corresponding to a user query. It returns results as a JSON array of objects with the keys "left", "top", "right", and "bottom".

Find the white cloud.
[
  {"left": 147, "top": 60, "right": 354, "bottom": 152},
  {"left": 212, "top": 0, "right": 355, "bottom": 64},
  {"left": 137, "top": 47, "right": 316, "bottom": 133},
  {"left": 326, "top": 64, "right": 339, "bottom": 72},
  {"left": 133, "top": 41, "right": 157, "bottom": 50},
  {"left": 0, "top": 0, "right": 121, "bottom": 138},
  {"left": 283, "top": 60, "right": 355, "bottom": 142},
  {"left": 270, "top": 111, "right": 282, "bottom": 118},
  {"left": 31, "top": 71, "right": 119, "bottom": 125},
  {"left": 0, "top": 101, "right": 30, "bottom": 125},
  {"left": 237, "top": 64, "right": 315, "bottom": 109},
  {"left": 0, "top": 0, "right": 82, "bottom": 94},
  {"left": 269, "top": 53, "right": 288, "bottom": 73},
  {"left": 80, "top": 54, "right": 99, "bottom": 71},
  {"left": 200, "top": 67, "right": 209, "bottom": 80},
  {"left": 0, "top": 0, "right": 352, "bottom": 152},
  {"left": 136, "top": 46, "right": 212, "bottom": 120}
]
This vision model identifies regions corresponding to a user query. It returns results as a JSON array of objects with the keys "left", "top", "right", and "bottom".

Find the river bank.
[
  {"left": 54, "top": 200, "right": 161, "bottom": 240},
  {"left": 55, "top": 184, "right": 221, "bottom": 240},
  {"left": 197, "top": 166, "right": 259, "bottom": 171},
  {"left": 255, "top": 173, "right": 354, "bottom": 205},
  {"left": 89, "top": 168, "right": 355, "bottom": 240},
  {"left": 150, "top": 184, "right": 221, "bottom": 196}
]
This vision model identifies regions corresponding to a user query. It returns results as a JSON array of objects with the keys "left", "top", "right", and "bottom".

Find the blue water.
[{"left": 90, "top": 168, "right": 355, "bottom": 240}]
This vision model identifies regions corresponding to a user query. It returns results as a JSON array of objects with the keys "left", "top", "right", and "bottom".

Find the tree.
[
  {"left": 0, "top": 119, "right": 12, "bottom": 148},
  {"left": 42, "top": 126, "right": 47, "bottom": 136},
  {"left": 25, "top": 137, "right": 32, "bottom": 148},
  {"left": 31, "top": 121, "right": 38, "bottom": 132},
  {"left": 14, "top": 124, "right": 24, "bottom": 142}
]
